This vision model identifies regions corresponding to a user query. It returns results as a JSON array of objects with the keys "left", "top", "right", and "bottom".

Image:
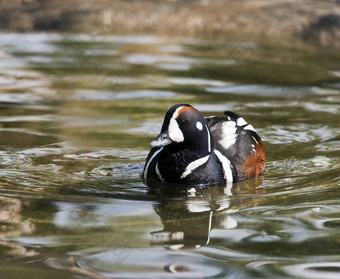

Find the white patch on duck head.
[
  {"left": 196, "top": 121, "right": 203, "bottom": 130},
  {"left": 168, "top": 117, "right": 184, "bottom": 143},
  {"left": 168, "top": 105, "right": 196, "bottom": 143}
]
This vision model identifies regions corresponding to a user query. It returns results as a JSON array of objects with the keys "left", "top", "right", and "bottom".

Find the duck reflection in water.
[{"left": 150, "top": 176, "right": 265, "bottom": 250}]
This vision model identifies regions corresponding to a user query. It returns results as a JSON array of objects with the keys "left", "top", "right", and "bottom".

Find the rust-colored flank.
[{"left": 243, "top": 141, "right": 266, "bottom": 179}]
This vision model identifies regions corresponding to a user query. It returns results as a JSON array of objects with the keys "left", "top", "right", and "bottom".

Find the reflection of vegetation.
[
  {"left": 0, "top": 196, "right": 36, "bottom": 257},
  {"left": 50, "top": 255, "right": 109, "bottom": 279},
  {"left": 302, "top": 14, "right": 340, "bottom": 47}
]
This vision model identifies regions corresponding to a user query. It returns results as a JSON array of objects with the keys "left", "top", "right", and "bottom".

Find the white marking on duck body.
[
  {"left": 196, "top": 121, "right": 203, "bottom": 130},
  {"left": 220, "top": 121, "right": 237, "bottom": 149},
  {"left": 181, "top": 155, "right": 210, "bottom": 179},
  {"left": 143, "top": 147, "right": 163, "bottom": 180},
  {"left": 251, "top": 135, "right": 258, "bottom": 144},
  {"left": 236, "top": 117, "right": 248, "bottom": 127},
  {"left": 214, "top": 149, "right": 233, "bottom": 183},
  {"left": 244, "top": 124, "right": 256, "bottom": 132}
]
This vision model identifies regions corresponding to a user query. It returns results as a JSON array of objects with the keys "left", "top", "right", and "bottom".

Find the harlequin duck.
[{"left": 143, "top": 104, "right": 265, "bottom": 186}]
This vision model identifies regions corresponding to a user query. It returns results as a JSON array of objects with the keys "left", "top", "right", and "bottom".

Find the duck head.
[{"left": 151, "top": 104, "right": 213, "bottom": 154}]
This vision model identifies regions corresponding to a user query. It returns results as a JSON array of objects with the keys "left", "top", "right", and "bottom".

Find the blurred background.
[
  {"left": 0, "top": 1, "right": 339, "bottom": 279},
  {"left": 1, "top": 0, "right": 340, "bottom": 46}
]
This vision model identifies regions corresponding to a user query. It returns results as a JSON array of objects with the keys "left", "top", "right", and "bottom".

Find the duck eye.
[{"left": 180, "top": 119, "right": 188, "bottom": 126}]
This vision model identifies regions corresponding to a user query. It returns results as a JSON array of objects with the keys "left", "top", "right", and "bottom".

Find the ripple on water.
[
  {"left": 128, "top": 122, "right": 162, "bottom": 135},
  {"left": 87, "top": 163, "right": 144, "bottom": 179},
  {"left": 205, "top": 84, "right": 327, "bottom": 97},
  {"left": 245, "top": 260, "right": 340, "bottom": 279},
  {"left": 125, "top": 54, "right": 197, "bottom": 65},
  {"left": 156, "top": 63, "right": 191, "bottom": 71},
  {"left": 303, "top": 102, "right": 339, "bottom": 114},
  {"left": 167, "top": 77, "right": 230, "bottom": 87},
  {"left": 284, "top": 262, "right": 340, "bottom": 279},
  {"left": 0, "top": 33, "right": 60, "bottom": 54},
  {"left": 262, "top": 124, "right": 336, "bottom": 144},
  {"left": 0, "top": 53, "right": 52, "bottom": 96},
  {"left": 0, "top": 115, "right": 52, "bottom": 123},
  {"left": 315, "top": 140, "right": 340, "bottom": 152},
  {"left": 0, "top": 142, "right": 73, "bottom": 188},
  {"left": 74, "top": 248, "right": 228, "bottom": 279},
  {"left": 294, "top": 204, "right": 340, "bottom": 230},
  {"left": 64, "top": 149, "right": 146, "bottom": 161},
  {"left": 0, "top": 93, "right": 44, "bottom": 103},
  {"left": 0, "top": 151, "right": 31, "bottom": 167},
  {"left": 158, "top": 44, "right": 186, "bottom": 53},
  {"left": 70, "top": 34, "right": 165, "bottom": 45},
  {"left": 267, "top": 156, "right": 338, "bottom": 177},
  {"left": 0, "top": 31, "right": 339, "bottom": 279},
  {"left": 193, "top": 103, "right": 238, "bottom": 112},
  {"left": 72, "top": 89, "right": 176, "bottom": 101}
]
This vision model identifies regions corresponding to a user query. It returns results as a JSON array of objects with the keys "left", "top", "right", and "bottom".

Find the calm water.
[{"left": 0, "top": 32, "right": 339, "bottom": 279}]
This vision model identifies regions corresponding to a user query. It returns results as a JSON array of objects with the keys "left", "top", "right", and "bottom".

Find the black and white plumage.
[{"left": 143, "top": 104, "right": 265, "bottom": 186}]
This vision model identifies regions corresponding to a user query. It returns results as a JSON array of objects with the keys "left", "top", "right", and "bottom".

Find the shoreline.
[{"left": 0, "top": 0, "right": 339, "bottom": 47}]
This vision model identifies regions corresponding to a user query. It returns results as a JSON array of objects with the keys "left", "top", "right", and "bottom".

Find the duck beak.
[{"left": 150, "top": 131, "right": 172, "bottom": 148}]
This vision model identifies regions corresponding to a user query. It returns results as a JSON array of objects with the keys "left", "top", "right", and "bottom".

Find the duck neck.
[
  {"left": 176, "top": 124, "right": 214, "bottom": 159},
  {"left": 189, "top": 124, "right": 214, "bottom": 156}
]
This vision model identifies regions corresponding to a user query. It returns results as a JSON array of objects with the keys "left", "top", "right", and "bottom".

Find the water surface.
[{"left": 0, "top": 32, "right": 339, "bottom": 278}]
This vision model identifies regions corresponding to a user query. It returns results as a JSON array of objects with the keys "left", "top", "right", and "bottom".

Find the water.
[{"left": 0, "top": 32, "right": 339, "bottom": 279}]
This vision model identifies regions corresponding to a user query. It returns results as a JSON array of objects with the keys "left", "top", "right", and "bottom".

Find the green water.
[{"left": 0, "top": 32, "right": 339, "bottom": 279}]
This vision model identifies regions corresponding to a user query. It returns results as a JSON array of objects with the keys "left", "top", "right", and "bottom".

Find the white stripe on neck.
[
  {"left": 155, "top": 162, "right": 164, "bottom": 182},
  {"left": 143, "top": 147, "right": 163, "bottom": 180},
  {"left": 205, "top": 125, "right": 211, "bottom": 153}
]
